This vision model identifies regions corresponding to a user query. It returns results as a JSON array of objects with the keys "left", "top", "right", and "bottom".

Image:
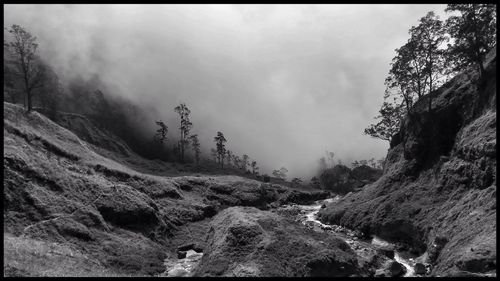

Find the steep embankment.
[
  {"left": 3, "top": 102, "right": 329, "bottom": 276},
  {"left": 318, "top": 49, "right": 497, "bottom": 276}
]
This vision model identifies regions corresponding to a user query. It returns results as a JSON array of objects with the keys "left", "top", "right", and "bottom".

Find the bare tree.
[{"left": 6, "top": 25, "right": 45, "bottom": 112}]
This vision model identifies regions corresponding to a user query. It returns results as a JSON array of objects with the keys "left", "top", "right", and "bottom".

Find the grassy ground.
[{"left": 3, "top": 233, "right": 129, "bottom": 277}]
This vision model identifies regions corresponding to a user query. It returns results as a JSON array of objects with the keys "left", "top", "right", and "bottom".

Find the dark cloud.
[{"left": 4, "top": 4, "right": 448, "bottom": 179}]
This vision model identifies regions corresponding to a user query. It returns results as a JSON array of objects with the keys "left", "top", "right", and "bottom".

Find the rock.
[
  {"left": 194, "top": 207, "right": 359, "bottom": 277},
  {"left": 168, "top": 268, "right": 188, "bottom": 277},
  {"left": 177, "top": 251, "right": 187, "bottom": 259},
  {"left": 316, "top": 49, "right": 497, "bottom": 276},
  {"left": 377, "top": 247, "right": 395, "bottom": 259},
  {"left": 375, "top": 260, "right": 406, "bottom": 277},
  {"left": 388, "top": 261, "right": 406, "bottom": 277},
  {"left": 178, "top": 243, "right": 195, "bottom": 252},
  {"left": 321, "top": 204, "right": 326, "bottom": 209},
  {"left": 193, "top": 245, "right": 204, "bottom": 253},
  {"left": 414, "top": 263, "right": 427, "bottom": 275}
]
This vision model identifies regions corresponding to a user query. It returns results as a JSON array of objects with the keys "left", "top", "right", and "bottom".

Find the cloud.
[{"left": 4, "top": 4, "right": 448, "bottom": 179}]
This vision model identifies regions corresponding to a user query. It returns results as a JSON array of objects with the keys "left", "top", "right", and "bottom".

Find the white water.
[
  {"left": 296, "top": 197, "right": 426, "bottom": 277},
  {"left": 163, "top": 249, "right": 203, "bottom": 277}
]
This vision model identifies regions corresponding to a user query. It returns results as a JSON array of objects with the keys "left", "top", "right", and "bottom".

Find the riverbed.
[{"left": 292, "top": 196, "right": 428, "bottom": 277}]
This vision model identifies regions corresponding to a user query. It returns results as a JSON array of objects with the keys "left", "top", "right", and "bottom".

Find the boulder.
[
  {"left": 177, "top": 251, "right": 187, "bottom": 259},
  {"left": 414, "top": 263, "right": 427, "bottom": 275},
  {"left": 375, "top": 260, "right": 406, "bottom": 277},
  {"left": 194, "top": 207, "right": 359, "bottom": 277}
]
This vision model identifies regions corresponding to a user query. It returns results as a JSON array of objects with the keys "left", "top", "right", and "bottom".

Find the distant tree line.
[{"left": 365, "top": 5, "right": 496, "bottom": 143}]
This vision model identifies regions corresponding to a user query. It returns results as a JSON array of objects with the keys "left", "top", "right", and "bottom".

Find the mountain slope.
[
  {"left": 3, "top": 102, "right": 329, "bottom": 276},
  {"left": 318, "top": 49, "right": 497, "bottom": 276}
]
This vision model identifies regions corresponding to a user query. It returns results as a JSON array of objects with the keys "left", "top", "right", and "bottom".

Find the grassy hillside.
[{"left": 3, "top": 102, "right": 329, "bottom": 276}]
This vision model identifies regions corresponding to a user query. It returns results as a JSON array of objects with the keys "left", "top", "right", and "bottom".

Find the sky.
[{"left": 4, "top": 4, "right": 448, "bottom": 180}]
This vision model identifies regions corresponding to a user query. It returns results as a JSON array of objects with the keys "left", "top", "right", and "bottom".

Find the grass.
[{"left": 3, "top": 233, "right": 129, "bottom": 277}]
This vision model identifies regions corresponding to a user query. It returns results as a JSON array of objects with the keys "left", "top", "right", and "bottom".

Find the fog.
[{"left": 4, "top": 4, "right": 448, "bottom": 180}]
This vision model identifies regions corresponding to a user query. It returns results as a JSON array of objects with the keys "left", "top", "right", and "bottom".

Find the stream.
[
  {"left": 163, "top": 196, "right": 429, "bottom": 277},
  {"left": 293, "top": 196, "right": 429, "bottom": 277}
]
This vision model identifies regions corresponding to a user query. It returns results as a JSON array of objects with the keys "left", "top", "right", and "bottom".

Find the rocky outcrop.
[
  {"left": 318, "top": 49, "right": 497, "bottom": 276},
  {"left": 194, "top": 207, "right": 360, "bottom": 277},
  {"left": 319, "top": 164, "right": 382, "bottom": 194}
]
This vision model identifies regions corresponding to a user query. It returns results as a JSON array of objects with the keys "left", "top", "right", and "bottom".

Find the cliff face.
[{"left": 319, "top": 49, "right": 496, "bottom": 276}]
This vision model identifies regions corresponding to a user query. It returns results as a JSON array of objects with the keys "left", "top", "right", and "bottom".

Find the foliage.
[
  {"left": 154, "top": 120, "right": 168, "bottom": 144},
  {"left": 241, "top": 154, "right": 249, "bottom": 171},
  {"left": 291, "top": 177, "right": 303, "bottom": 187},
  {"left": 189, "top": 134, "right": 201, "bottom": 166},
  {"left": 174, "top": 103, "right": 193, "bottom": 163},
  {"left": 445, "top": 4, "right": 497, "bottom": 78},
  {"left": 272, "top": 167, "right": 288, "bottom": 181},
  {"left": 310, "top": 176, "right": 321, "bottom": 188},
  {"left": 214, "top": 131, "right": 227, "bottom": 169},
  {"left": 251, "top": 160, "right": 259, "bottom": 175},
  {"left": 364, "top": 95, "right": 405, "bottom": 142}
]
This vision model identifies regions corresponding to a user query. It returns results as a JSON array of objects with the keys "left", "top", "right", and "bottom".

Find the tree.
[
  {"left": 242, "top": 154, "right": 250, "bottom": 171},
  {"left": 210, "top": 148, "right": 218, "bottom": 162},
  {"left": 410, "top": 11, "right": 448, "bottom": 111},
  {"left": 226, "top": 150, "right": 233, "bottom": 167},
  {"left": 6, "top": 25, "right": 45, "bottom": 112},
  {"left": 445, "top": 4, "right": 497, "bottom": 78},
  {"left": 251, "top": 160, "right": 259, "bottom": 175},
  {"left": 232, "top": 155, "right": 241, "bottom": 169},
  {"left": 376, "top": 158, "right": 385, "bottom": 170},
  {"left": 214, "top": 131, "right": 227, "bottom": 169},
  {"left": 174, "top": 103, "right": 193, "bottom": 163},
  {"left": 310, "top": 176, "right": 321, "bottom": 188},
  {"left": 384, "top": 12, "right": 447, "bottom": 113},
  {"left": 272, "top": 167, "right": 288, "bottom": 181},
  {"left": 351, "top": 160, "right": 360, "bottom": 168},
  {"left": 364, "top": 95, "right": 405, "bottom": 142},
  {"left": 291, "top": 177, "right": 303, "bottom": 187},
  {"left": 154, "top": 120, "right": 168, "bottom": 143},
  {"left": 37, "top": 63, "right": 61, "bottom": 120},
  {"left": 189, "top": 134, "right": 201, "bottom": 166},
  {"left": 327, "top": 151, "right": 335, "bottom": 168},
  {"left": 368, "top": 158, "right": 376, "bottom": 168}
]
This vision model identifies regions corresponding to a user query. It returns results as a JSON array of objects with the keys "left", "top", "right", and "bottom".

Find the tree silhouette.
[
  {"left": 242, "top": 154, "right": 250, "bottom": 171},
  {"left": 189, "top": 134, "right": 201, "bottom": 166},
  {"left": 311, "top": 176, "right": 321, "bottom": 188},
  {"left": 232, "top": 155, "right": 241, "bottom": 169},
  {"left": 251, "top": 160, "right": 259, "bottom": 175},
  {"left": 174, "top": 103, "right": 193, "bottom": 163},
  {"left": 6, "top": 25, "right": 45, "bottom": 112},
  {"left": 210, "top": 148, "right": 218, "bottom": 162},
  {"left": 154, "top": 120, "right": 168, "bottom": 143},
  {"left": 214, "top": 131, "right": 227, "bottom": 169},
  {"left": 445, "top": 4, "right": 497, "bottom": 78},
  {"left": 291, "top": 177, "right": 303, "bottom": 187},
  {"left": 226, "top": 150, "right": 233, "bottom": 167},
  {"left": 272, "top": 167, "right": 288, "bottom": 181}
]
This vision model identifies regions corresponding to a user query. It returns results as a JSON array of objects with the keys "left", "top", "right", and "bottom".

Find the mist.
[{"left": 4, "top": 4, "right": 448, "bottom": 180}]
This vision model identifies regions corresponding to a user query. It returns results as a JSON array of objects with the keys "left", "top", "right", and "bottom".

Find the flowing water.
[
  {"left": 163, "top": 196, "right": 427, "bottom": 277},
  {"left": 162, "top": 249, "right": 204, "bottom": 277},
  {"left": 294, "top": 197, "right": 427, "bottom": 277}
]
